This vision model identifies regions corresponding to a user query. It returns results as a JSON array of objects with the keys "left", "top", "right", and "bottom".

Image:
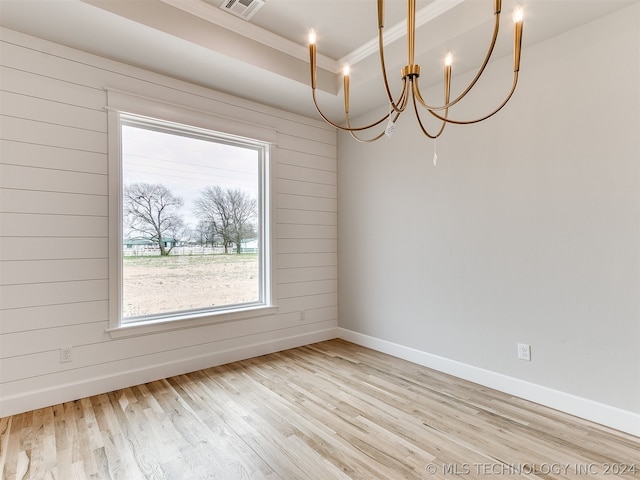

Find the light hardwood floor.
[{"left": 1, "top": 339, "right": 638, "bottom": 479}]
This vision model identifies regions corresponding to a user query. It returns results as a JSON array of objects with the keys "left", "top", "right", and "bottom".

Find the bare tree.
[
  {"left": 194, "top": 186, "right": 233, "bottom": 253},
  {"left": 195, "top": 219, "right": 217, "bottom": 248},
  {"left": 194, "top": 186, "right": 257, "bottom": 254},
  {"left": 124, "top": 183, "right": 185, "bottom": 256},
  {"left": 229, "top": 189, "right": 257, "bottom": 254}
]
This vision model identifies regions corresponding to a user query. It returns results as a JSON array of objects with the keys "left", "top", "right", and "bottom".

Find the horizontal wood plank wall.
[{"left": 0, "top": 27, "right": 338, "bottom": 416}]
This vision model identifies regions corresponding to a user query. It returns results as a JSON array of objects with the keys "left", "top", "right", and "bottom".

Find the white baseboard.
[
  {"left": 0, "top": 328, "right": 337, "bottom": 418},
  {"left": 338, "top": 328, "right": 640, "bottom": 437}
]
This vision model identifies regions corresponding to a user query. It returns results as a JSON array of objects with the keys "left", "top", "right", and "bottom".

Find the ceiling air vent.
[{"left": 220, "top": 0, "right": 265, "bottom": 20}]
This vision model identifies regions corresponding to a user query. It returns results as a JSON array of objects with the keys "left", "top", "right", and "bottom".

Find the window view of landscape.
[{"left": 121, "top": 121, "right": 264, "bottom": 320}]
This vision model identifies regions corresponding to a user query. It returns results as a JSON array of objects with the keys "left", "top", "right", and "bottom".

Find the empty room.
[{"left": 0, "top": 0, "right": 638, "bottom": 478}]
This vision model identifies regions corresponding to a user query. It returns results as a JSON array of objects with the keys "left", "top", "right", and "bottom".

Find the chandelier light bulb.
[
  {"left": 308, "top": 29, "right": 317, "bottom": 89},
  {"left": 445, "top": 53, "right": 453, "bottom": 67},
  {"left": 343, "top": 64, "right": 350, "bottom": 113},
  {"left": 513, "top": 6, "right": 524, "bottom": 23},
  {"left": 513, "top": 6, "right": 524, "bottom": 72}
]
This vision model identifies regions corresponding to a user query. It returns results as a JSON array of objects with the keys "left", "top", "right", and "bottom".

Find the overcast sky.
[{"left": 122, "top": 124, "right": 259, "bottom": 227}]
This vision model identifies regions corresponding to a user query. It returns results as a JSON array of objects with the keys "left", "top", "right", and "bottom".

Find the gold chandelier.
[{"left": 308, "top": 0, "right": 524, "bottom": 143}]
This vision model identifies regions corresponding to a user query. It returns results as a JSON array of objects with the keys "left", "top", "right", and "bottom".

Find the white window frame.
[{"left": 106, "top": 90, "right": 276, "bottom": 338}]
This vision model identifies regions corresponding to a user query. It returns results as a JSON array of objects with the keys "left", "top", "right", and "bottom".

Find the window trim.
[{"left": 106, "top": 90, "right": 276, "bottom": 338}]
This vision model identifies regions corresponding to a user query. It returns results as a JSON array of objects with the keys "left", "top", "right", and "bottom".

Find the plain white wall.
[{"left": 338, "top": 4, "right": 639, "bottom": 413}]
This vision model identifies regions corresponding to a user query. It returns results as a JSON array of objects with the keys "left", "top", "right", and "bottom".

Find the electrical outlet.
[
  {"left": 299, "top": 310, "right": 305, "bottom": 321},
  {"left": 517, "top": 343, "right": 531, "bottom": 361},
  {"left": 60, "top": 346, "right": 73, "bottom": 363}
]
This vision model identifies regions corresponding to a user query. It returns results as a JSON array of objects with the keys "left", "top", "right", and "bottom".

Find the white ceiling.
[{"left": 0, "top": 0, "right": 638, "bottom": 120}]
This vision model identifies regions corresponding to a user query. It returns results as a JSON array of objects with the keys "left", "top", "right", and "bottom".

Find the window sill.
[{"left": 106, "top": 304, "right": 278, "bottom": 339}]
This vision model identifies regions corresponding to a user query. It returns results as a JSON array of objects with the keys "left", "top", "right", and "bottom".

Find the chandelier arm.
[
  {"left": 311, "top": 89, "right": 390, "bottom": 132},
  {"left": 411, "top": 82, "right": 445, "bottom": 139},
  {"left": 348, "top": 129, "right": 388, "bottom": 143},
  {"left": 408, "top": 78, "right": 448, "bottom": 138},
  {"left": 346, "top": 110, "right": 402, "bottom": 143},
  {"left": 446, "top": 11, "right": 502, "bottom": 109},
  {"left": 395, "top": 78, "right": 411, "bottom": 112},
  {"left": 428, "top": 72, "right": 519, "bottom": 125},
  {"left": 413, "top": 11, "right": 502, "bottom": 111},
  {"left": 378, "top": 27, "right": 405, "bottom": 112},
  {"left": 376, "top": 0, "right": 405, "bottom": 112}
]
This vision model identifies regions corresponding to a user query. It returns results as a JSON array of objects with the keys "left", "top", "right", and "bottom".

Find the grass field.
[{"left": 123, "top": 253, "right": 259, "bottom": 318}]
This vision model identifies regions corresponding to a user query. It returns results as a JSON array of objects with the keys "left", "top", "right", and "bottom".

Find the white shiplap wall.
[{"left": 0, "top": 28, "right": 338, "bottom": 416}]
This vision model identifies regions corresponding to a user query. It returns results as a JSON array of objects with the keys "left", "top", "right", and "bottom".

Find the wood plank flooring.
[{"left": 1, "top": 339, "right": 638, "bottom": 479}]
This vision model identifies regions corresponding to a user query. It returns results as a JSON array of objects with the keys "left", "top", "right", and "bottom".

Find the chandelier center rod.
[{"left": 407, "top": 0, "right": 417, "bottom": 66}]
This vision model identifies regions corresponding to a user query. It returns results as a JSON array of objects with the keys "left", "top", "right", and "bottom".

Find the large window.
[{"left": 108, "top": 100, "right": 273, "bottom": 334}]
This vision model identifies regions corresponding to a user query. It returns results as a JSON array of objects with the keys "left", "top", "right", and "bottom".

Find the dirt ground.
[{"left": 122, "top": 254, "right": 259, "bottom": 318}]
